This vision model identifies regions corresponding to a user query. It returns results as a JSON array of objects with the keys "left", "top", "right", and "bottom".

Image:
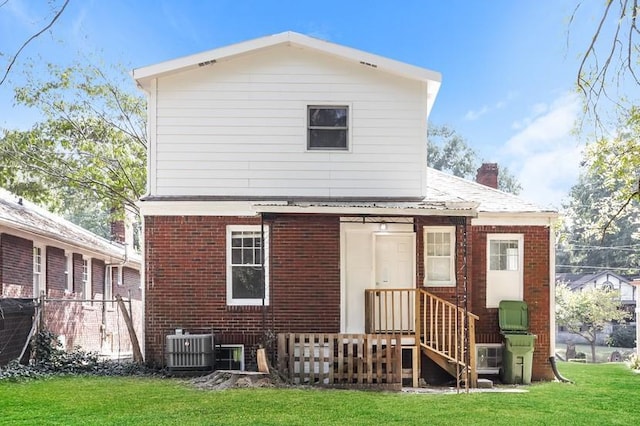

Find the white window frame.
[
  {"left": 215, "top": 344, "right": 245, "bottom": 371},
  {"left": 105, "top": 265, "right": 117, "bottom": 303},
  {"left": 476, "top": 343, "right": 503, "bottom": 375},
  {"left": 226, "top": 225, "right": 269, "bottom": 306},
  {"left": 486, "top": 233, "right": 524, "bottom": 308},
  {"left": 307, "top": 105, "right": 350, "bottom": 151},
  {"left": 33, "top": 244, "right": 45, "bottom": 297},
  {"left": 82, "top": 257, "right": 92, "bottom": 304},
  {"left": 423, "top": 226, "right": 456, "bottom": 287},
  {"left": 65, "top": 251, "right": 73, "bottom": 293}
]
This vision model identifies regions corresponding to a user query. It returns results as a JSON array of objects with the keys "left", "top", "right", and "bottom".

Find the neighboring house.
[
  {"left": 133, "top": 31, "right": 557, "bottom": 384},
  {"left": 556, "top": 271, "right": 636, "bottom": 317},
  {"left": 556, "top": 271, "right": 637, "bottom": 345},
  {"left": 0, "top": 188, "right": 142, "bottom": 360}
]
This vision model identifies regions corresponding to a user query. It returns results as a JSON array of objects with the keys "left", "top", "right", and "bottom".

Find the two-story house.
[{"left": 133, "top": 32, "right": 557, "bottom": 386}]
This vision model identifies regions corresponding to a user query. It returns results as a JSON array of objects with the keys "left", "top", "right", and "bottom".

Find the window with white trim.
[
  {"left": 489, "top": 239, "right": 520, "bottom": 271},
  {"left": 226, "top": 225, "right": 269, "bottom": 306},
  {"left": 105, "top": 265, "right": 118, "bottom": 303},
  {"left": 307, "top": 105, "right": 349, "bottom": 150},
  {"left": 486, "top": 234, "right": 524, "bottom": 308},
  {"left": 65, "top": 252, "right": 73, "bottom": 293},
  {"left": 423, "top": 226, "right": 456, "bottom": 287},
  {"left": 33, "top": 245, "right": 45, "bottom": 297},
  {"left": 82, "top": 257, "right": 92, "bottom": 303},
  {"left": 215, "top": 345, "right": 244, "bottom": 370}
]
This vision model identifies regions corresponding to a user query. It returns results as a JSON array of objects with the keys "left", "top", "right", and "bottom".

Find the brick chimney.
[
  {"left": 111, "top": 219, "right": 126, "bottom": 244},
  {"left": 476, "top": 163, "right": 499, "bottom": 189}
]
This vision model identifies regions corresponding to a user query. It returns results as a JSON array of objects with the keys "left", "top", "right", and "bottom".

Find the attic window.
[{"left": 307, "top": 106, "right": 349, "bottom": 150}]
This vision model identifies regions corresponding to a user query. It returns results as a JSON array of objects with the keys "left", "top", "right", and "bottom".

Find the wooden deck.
[
  {"left": 277, "top": 333, "right": 403, "bottom": 388},
  {"left": 276, "top": 289, "right": 478, "bottom": 388}
]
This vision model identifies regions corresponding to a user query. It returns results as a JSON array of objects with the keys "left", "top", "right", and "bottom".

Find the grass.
[{"left": 0, "top": 362, "right": 638, "bottom": 425}]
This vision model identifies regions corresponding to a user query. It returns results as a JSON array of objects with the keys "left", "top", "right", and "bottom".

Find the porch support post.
[{"left": 414, "top": 288, "right": 421, "bottom": 387}]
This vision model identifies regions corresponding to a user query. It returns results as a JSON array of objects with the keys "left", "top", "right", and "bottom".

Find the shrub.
[
  {"left": 0, "top": 329, "right": 154, "bottom": 382},
  {"left": 607, "top": 325, "right": 636, "bottom": 348}
]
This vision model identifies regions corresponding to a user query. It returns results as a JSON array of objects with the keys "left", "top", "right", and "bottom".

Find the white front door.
[
  {"left": 341, "top": 221, "right": 415, "bottom": 333},
  {"left": 373, "top": 233, "right": 416, "bottom": 331}
]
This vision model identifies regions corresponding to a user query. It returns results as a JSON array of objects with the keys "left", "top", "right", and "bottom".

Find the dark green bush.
[{"left": 607, "top": 325, "right": 636, "bottom": 348}]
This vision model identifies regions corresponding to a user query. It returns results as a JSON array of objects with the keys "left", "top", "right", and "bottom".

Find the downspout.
[{"left": 548, "top": 220, "right": 572, "bottom": 383}]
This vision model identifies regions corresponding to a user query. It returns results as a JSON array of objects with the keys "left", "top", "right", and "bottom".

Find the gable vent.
[
  {"left": 359, "top": 61, "right": 378, "bottom": 68},
  {"left": 198, "top": 59, "right": 217, "bottom": 67}
]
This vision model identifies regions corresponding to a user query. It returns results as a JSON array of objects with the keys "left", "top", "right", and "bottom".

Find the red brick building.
[
  {"left": 134, "top": 32, "right": 557, "bottom": 383},
  {"left": 0, "top": 188, "right": 142, "bottom": 360}
]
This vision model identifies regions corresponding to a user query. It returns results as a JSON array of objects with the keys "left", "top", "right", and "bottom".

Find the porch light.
[{"left": 379, "top": 222, "right": 387, "bottom": 231}]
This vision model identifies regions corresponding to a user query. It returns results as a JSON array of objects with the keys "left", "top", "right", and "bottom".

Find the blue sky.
[{"left": 0, "top": 0, "right": 613, "bottom": 209}]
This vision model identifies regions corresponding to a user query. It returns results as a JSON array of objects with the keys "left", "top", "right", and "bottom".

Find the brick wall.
[
  {"left": 471, "top": 225, "right": 553, "bottom": 381},
  {"left": 144, "top": 214, "right": 341, "bottom": 368}
]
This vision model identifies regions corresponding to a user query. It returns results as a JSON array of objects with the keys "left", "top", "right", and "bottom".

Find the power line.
[{"left": 556, "top": 264, "right": 640, "bottom": 272}]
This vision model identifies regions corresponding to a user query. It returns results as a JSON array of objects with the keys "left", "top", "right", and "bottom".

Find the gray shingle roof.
[
  {"left": 426, "top": 168, "right": 555, "bottom": 213},
  {"left": 0, "top": 188, "right": 138, "bottom": 262}
]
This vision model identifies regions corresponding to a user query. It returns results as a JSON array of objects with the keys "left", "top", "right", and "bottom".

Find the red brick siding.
[
  {"left": 1, "top": 233, "right": 33, "bottom": 297},
  {"left": 114, "top": 266, "right": 142, "bottom": 301},
  {"left": 144, "top": 214, "right": 341, "bottom": 368},
  {"left": 471, "top": 225, "right": 553, "bottom": 381}
]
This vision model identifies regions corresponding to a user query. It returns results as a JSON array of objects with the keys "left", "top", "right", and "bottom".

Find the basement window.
[
  {"left": 307, "top": 105, "right": 349, "bottom": 150},
  {"left": 215, "top": 345, "right": 244, "bottom": 370},
  {"left": 476, "top": 344, "right": 502, "bottom": 375}
]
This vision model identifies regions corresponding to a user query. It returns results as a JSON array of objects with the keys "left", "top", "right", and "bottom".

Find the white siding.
[{"left": 150, "top": 45, "right": 429, "bottom": 198}]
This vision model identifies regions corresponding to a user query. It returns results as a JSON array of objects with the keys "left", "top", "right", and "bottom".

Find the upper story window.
[{"left": 307, "top": 106, "right": 349, "bottom": 150}]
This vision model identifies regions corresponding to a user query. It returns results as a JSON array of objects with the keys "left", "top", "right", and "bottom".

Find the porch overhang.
[{"left": 137, "top": 198, "right": 479, "bottom": 218}]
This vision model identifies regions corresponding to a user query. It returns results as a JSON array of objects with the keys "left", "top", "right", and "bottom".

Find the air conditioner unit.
[{"left": 166, "top": 333, "right": 214, "bottom": 370}]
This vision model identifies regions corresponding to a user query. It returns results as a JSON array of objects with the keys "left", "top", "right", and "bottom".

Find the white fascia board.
[
  {"left": 138, "top": 200, "right": 476, "bottom": 218},
  {"left": 133, "top": 31, "right": 441, "bottom": 94},
  {"left": 472, "top": 212, "right": 559, "bottom": 227}
]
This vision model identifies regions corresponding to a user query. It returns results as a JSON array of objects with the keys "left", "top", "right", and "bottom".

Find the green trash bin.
[
  {"left": 498, "top": 300, "right": 536, "bottom": 385},
  {"left": 501, "top": 333, "right": 536, "bottom": 385}
]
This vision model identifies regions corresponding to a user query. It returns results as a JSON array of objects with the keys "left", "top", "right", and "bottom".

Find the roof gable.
[{"left": 133, "top": 31, "right": 441, "bottom": 112}]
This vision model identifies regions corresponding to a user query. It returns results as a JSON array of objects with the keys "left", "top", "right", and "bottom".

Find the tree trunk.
[{"left": 590, "top": 339, "right": 597, "bottom": 363}]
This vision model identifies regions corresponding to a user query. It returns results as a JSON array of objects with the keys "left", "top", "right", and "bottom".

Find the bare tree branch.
[{"left": 0, "top": 0, "right": 70, "bottom": 86}]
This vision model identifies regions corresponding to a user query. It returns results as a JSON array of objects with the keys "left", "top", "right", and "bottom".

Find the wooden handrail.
[{"left": 364, "top": 287, "right": 478, "bottom": 387}]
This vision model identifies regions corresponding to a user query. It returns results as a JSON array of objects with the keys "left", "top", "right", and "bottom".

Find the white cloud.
[
  {"left": 501, "top": 92, "right": 583, "bottom": 209},
  {"left": 465, "top": 91, "right": 518, "bottom": 121}
]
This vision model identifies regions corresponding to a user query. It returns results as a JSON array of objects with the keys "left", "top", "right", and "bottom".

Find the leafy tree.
[
  {"left": 0, "top": 0, "right": 70, "bottom": 86},
  {"left": 571, "top": 1, "right": 640, "bottom": 219},
  {"left": 428, "top": 124, "right": 522, "bottom": 194},
  {"left": 556, "top": 282, "right": 630, "bottom": 362},
  {"left": 0, "top": 61, "right": 146, "bottom": 236},
  {"left": 556, "top": 164, "right": 640, "bottom": 273}
]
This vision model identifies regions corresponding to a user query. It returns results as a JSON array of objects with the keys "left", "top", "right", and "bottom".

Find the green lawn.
[{"left": 0, "top": 362, "right": 638, "bottom": 425}]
